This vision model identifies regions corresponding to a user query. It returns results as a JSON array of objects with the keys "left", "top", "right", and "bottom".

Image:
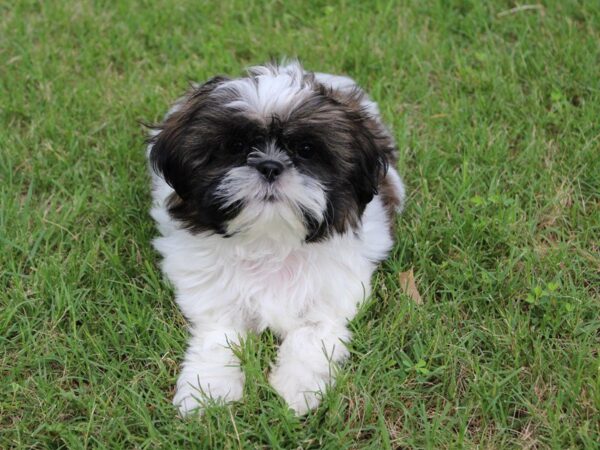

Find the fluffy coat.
[{"left": 148, "top": 61, "right": 405, "bottom": 415}]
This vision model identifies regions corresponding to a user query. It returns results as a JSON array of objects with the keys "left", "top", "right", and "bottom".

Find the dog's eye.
[{"left": 296, "top": 143, "right": 313, "bottom": 159}]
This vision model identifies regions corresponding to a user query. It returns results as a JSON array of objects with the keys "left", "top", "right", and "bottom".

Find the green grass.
[{"left": 1, "top": 0, "right": 599, "bottom": 448}]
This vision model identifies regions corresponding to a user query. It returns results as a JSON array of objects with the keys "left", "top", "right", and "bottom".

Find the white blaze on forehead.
[{"left": 217, "top": 62, "right": 314, "bottom": 120}]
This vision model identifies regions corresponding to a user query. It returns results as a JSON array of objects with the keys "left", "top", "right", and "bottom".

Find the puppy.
[{"left": 147, "top": 61, "right": 405, "bottom": 416}]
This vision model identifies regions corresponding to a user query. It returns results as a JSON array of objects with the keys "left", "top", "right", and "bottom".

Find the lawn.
[{"left": 1, "top": 0, "right": 599, "bottom": 448}]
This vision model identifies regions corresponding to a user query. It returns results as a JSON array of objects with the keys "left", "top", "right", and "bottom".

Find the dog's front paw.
[
  {"left": 269, "top": 364, "right": 329, "bottom": 415},
  {"left": 173, "top": 371, "right": 245, "bottom": 417}
]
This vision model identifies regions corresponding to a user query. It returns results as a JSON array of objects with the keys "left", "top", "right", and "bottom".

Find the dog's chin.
[{"left": 213, "top": 167, "right": 327, "bottom": 242}]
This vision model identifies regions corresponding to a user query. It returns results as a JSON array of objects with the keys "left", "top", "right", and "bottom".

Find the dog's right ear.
[{"left": 148, "top": 76, "right": 229, "bottom": 199}]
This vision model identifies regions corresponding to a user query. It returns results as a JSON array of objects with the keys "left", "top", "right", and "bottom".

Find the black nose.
[{"left": 255, "top": 160, "right": 284, "bottom": 182}]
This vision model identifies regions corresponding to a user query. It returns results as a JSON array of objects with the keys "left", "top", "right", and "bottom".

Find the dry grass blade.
[{"left": 497, "top": 4, "right": 544, "bottom": 18}]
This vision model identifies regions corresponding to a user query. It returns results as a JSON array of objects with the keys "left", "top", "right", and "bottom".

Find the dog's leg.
[
  {"left": 173, "top": 321, "right": 246, "bottom": 416},
  {"left": 269, "top": 321, "right": 350, "bottom": 415}
]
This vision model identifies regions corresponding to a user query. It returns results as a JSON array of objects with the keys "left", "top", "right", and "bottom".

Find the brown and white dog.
[{"left": 147, "top": 61, "right": 405, "bottom": 416}]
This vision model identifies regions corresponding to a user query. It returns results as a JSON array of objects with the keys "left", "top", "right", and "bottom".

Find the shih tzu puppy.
[{"left": 147, "top": 61, "right": 405, "bottom": 416}]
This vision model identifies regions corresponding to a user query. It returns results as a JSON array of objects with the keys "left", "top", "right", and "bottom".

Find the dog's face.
[{"left": 150, "top": 64, "right": 393, "bottom": 242}]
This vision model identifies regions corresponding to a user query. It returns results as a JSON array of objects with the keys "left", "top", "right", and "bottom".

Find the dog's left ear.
[
  {"left": 349, "top": 114, "right": 390, "bottom": 206},
  {"left": 325, "top": 87, "right": 393, "bottom": 206},
  {"left": 148, "top": 76, "right": 229, "bottom": 199}
]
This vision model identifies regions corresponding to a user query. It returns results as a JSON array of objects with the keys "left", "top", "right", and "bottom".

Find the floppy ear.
[
  {"left": 349, "top": 124, "right": 390, "bottom": 206},
  {"left": 148, "top": 76, "right": 228, "bottom": 199},
  {"left": 323, "top": 86, "right": 393, "bottom": 207}
]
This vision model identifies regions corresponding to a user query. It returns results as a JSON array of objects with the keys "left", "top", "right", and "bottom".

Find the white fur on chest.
[{"left": 151, "top": 185, "right": 393, "bottom": 336}]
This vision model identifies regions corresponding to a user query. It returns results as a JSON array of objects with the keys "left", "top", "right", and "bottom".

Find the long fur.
[{"left": 147, "top": 61, "right": 405, "bottom": 415}]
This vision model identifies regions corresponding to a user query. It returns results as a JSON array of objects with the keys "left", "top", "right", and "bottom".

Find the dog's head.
[{"left": 149, "top": 62, "right": 395, "bottom": 242}]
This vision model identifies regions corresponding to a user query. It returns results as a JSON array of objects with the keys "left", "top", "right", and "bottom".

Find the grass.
[{"left": 1, "top": 0, "right": 599, "bottom": 448}]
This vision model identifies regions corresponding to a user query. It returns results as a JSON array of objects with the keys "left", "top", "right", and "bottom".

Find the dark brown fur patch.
[
  {"left": 329, "top": 86, "right": 402, "bottom": 231},
  {"left": 378, "top": 174, "right": 401, "bottom": 233}
]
